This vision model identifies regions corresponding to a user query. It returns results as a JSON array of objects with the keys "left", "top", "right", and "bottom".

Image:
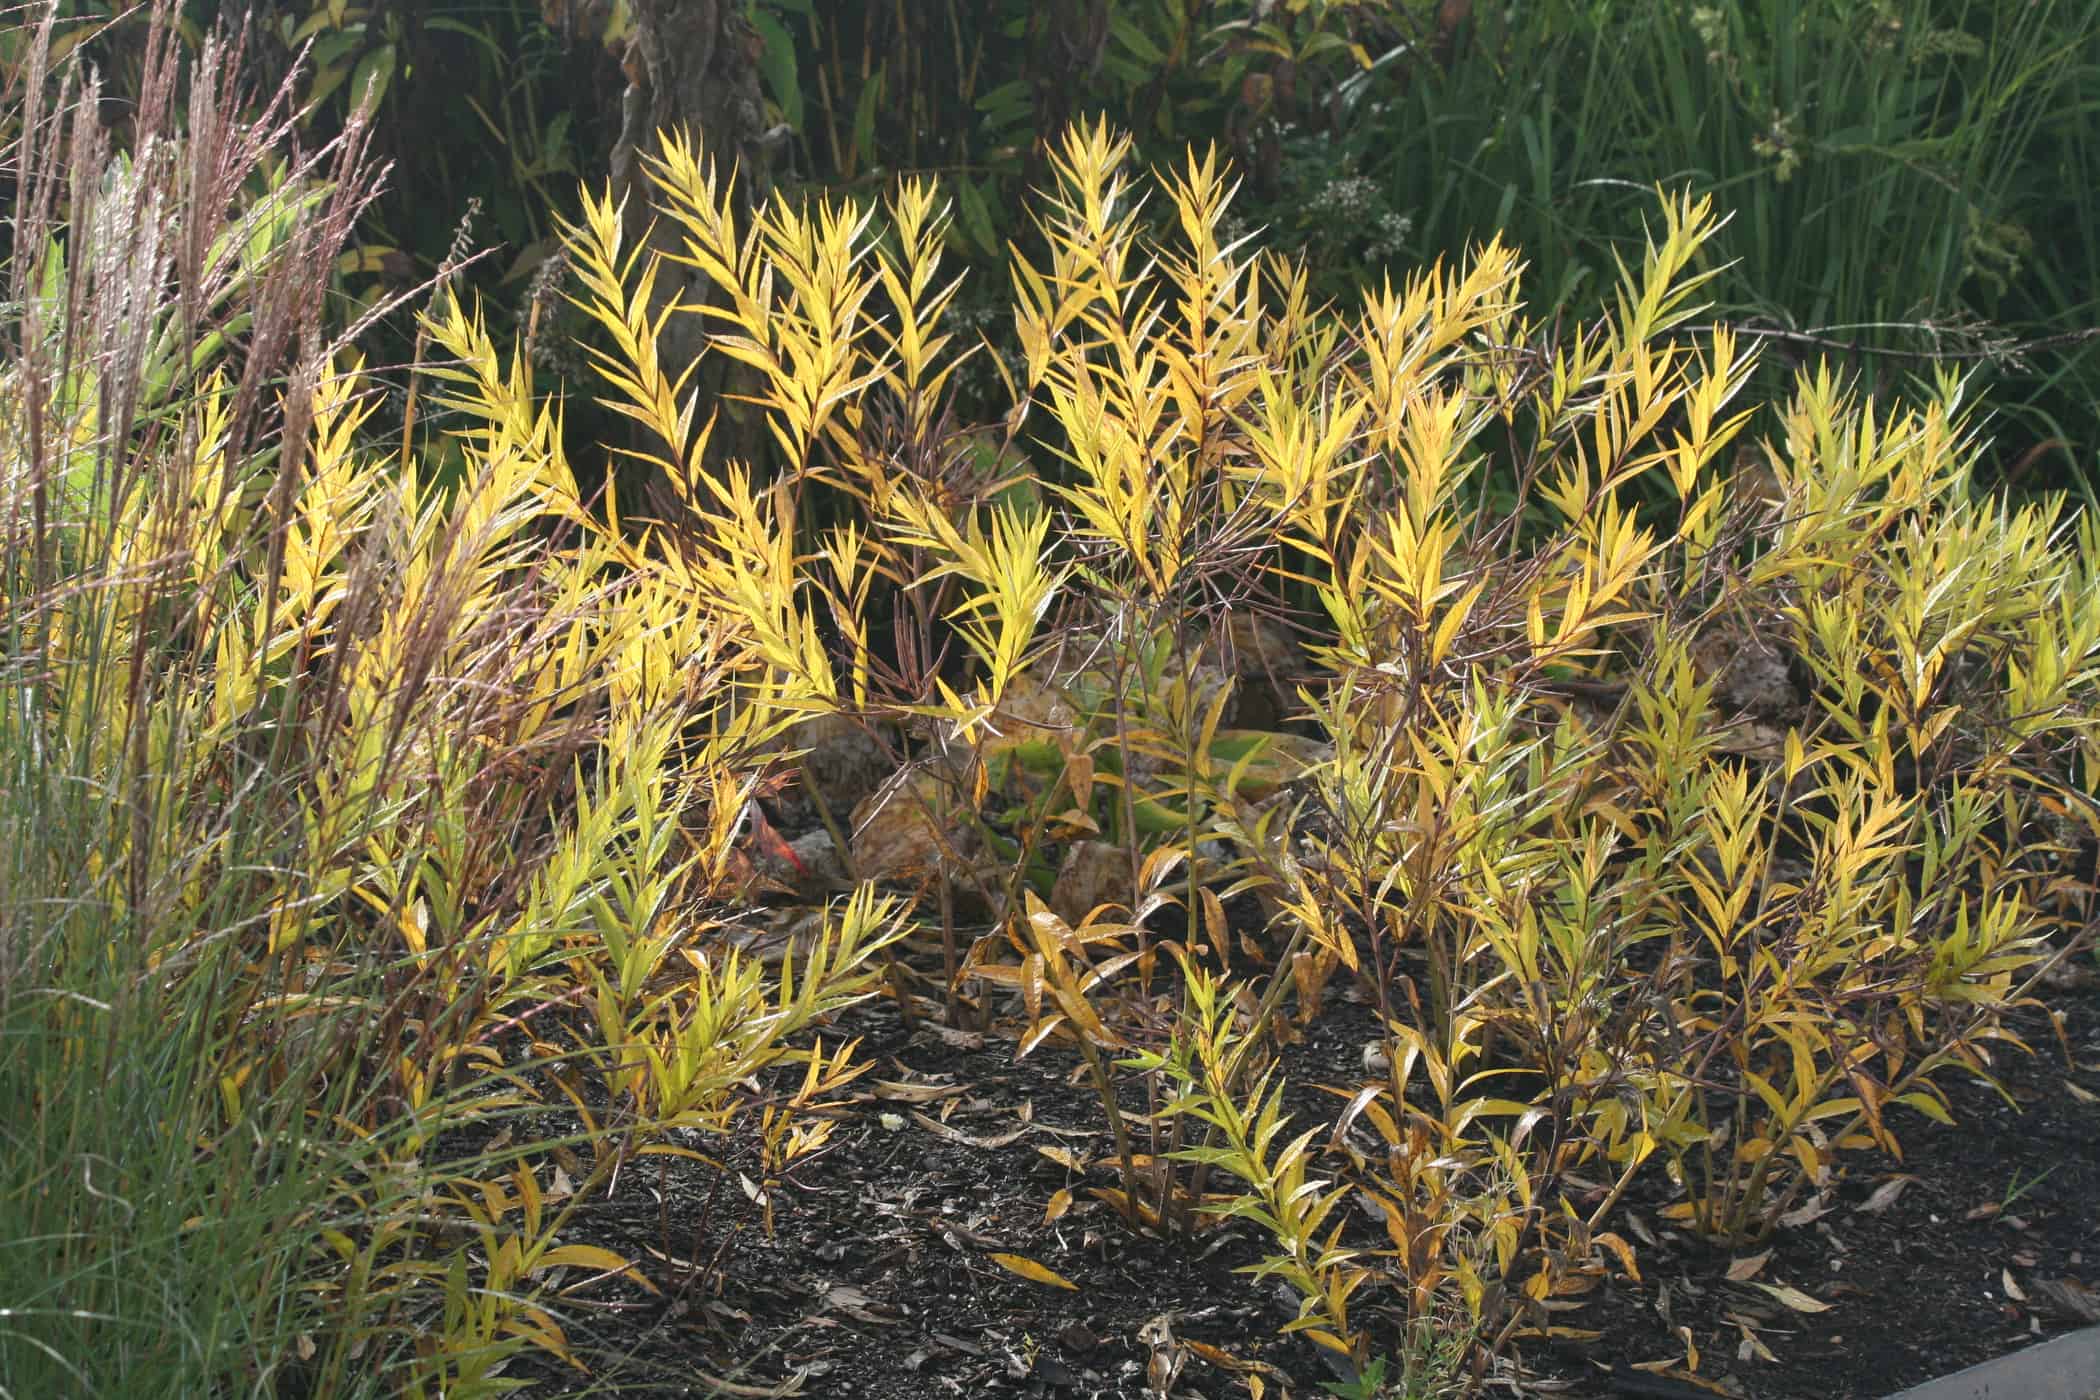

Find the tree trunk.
[{"left": 609, "top": 0, "right": 773, "bottom": 476}]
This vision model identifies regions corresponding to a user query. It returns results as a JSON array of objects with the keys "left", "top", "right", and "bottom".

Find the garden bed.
[{"left": 504, "top": 958, "right": 2100, "bottom": 1399}]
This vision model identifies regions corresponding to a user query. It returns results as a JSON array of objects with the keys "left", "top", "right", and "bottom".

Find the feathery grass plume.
[{"left": 3, "top": 7, "right": 908, "bottom": 1395}]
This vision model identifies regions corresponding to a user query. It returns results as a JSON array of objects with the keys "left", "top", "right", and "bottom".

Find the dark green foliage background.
[{"left": 57, "top": 0, "right": 2100, "bottom": 497}]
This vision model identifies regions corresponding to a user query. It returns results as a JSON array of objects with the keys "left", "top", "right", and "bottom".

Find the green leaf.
[
  {"left": 976, "top": 79, "right": 1030, "bottom": 118},
  {"left": 424, "top": 16, "right": 505, "bottom": 62},
  {"left": 348, "top": 43, "right": 396, "bottom": 116},
  {"left": 850, "top": 64, "right": 885, "bottom": 175},
  {"left": 304, "top": 60, "right": 351, "bottom": 114},
  {"left": 954, "top": 176, "right": 999, "bottom": 258},
  {"left": 1110, "top": 13, "right": 1166, "bottom": 66},
  {"left": 749, "top": 9, "right": 804, "bottom": 131}
]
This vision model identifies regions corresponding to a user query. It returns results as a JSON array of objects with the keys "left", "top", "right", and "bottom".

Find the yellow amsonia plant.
[{"left": 563, "top": 117, "right": 2096, "bottom": 1378}]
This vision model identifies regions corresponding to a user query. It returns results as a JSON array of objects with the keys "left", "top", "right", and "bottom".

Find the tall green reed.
[{"left": 1299, "top": 0, "right": 2100, "bottom": 493}]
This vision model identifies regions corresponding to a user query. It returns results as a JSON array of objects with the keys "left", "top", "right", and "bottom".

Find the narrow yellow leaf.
[
  {"left": 534, "top": 1244, "right": 637, "bottom": 1276},
  {"left": 989, "top": 1252, "right": 1078, "bottom": 1290},
  {"left": 1595, "top": 1230, "right": 1643, "bottom": 1282},
  {"left": 1300, "top": 1327, "right": 1355, "bottom": 1356}
]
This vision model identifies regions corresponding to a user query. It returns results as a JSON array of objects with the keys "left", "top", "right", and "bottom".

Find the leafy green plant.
[
  {"left": 1320, "top": 1333, "right": 1473, "bottom": 1400},
  {"left": 1151, "top": 951, "right": 1369, "bottom": 1359}
]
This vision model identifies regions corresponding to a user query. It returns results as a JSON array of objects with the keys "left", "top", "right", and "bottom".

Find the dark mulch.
[{"left": 504, "top": 955, "right": 2100, "bottom": 1400}]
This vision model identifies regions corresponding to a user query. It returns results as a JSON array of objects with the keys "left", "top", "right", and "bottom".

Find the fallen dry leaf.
[
  {"left": 1735, "top": 1319, "right": 1777, "bottom": 1364},
  {"left": 1778, "top": 1196, "right": 1834, "bottom": 1228},
  {"left": 1712, "top": 719, "right": 1789, "bottom": 760},
  {"left": 822, "top": 1283, "right": 901, "bottom": 1325},
  {"left": 989, "top": 1252, "right": 1078, "bottom": 1291},
  {"left": 1049, "top": 839, "right": 1127, "bottom": 926},
  {"left": 1036, "top": 1144, "right": 1089, "bottom": 1172},
  {"left": 1726, "top": 1250, "right": 1772, "bottom": 1282},
  {"left": 1751, "top": 1282, "right": 1833, "bottom": 1314},
  {"left": 1139, "top": 1313, "right": 1186, "bottom": 1396},
  {"left": 910, "top": 1109, "right": 1029, "bottom": 1150},
  {"left": 869, "top": 1078, "right": 966, "bottom": 1104},
  {"left": 1854, "top": 1175, "right": 1919, "bottom": 1215},
  {"left": 851, "top": 767, "right": 982, "bottom": 886},
  {"left": 918, "top": 1022, "right": 987, "bottom": 1051},
  {"left": 1182, "top": 1337, "right": 1286, "bottom": 1380}
]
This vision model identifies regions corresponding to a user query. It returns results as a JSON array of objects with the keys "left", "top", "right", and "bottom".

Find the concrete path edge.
[{"left": 1884, "top": 1326, "right": 2100, "bottom": 1400}]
